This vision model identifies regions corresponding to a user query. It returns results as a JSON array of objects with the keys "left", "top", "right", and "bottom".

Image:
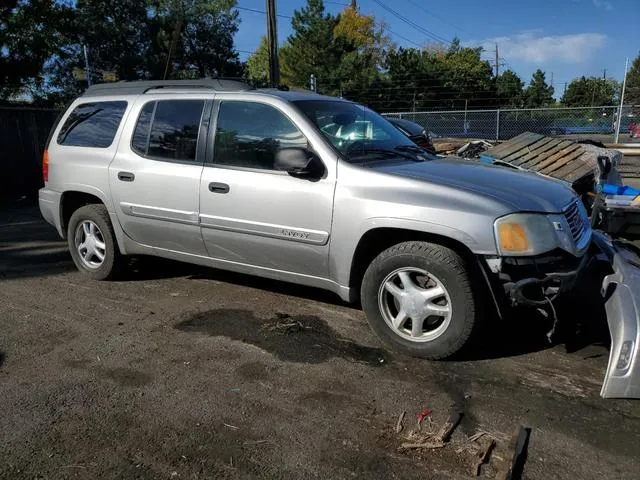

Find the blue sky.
[{"left": 234, "top": 0, "right": 639, "bottom": 95}]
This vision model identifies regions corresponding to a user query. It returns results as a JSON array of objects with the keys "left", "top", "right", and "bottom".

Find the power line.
[
  {"left": 385, "top": 27, "right": 422, "bottom": 48},
  {"left": 402, "top": 0, "right": 466, "bottom": 34},
  {"left": 235, "top": 6, "right": 291, "bottom": 20},
  {"left": 370, "top": 0, "right": 452, "bottom": 45}
]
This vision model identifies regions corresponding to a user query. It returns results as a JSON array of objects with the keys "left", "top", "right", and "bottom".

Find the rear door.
[{"left": 109, "top": 95, "right": 212, "bottom": 255}]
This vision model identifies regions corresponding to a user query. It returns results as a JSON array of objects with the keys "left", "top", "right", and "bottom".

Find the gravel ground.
[{"left": 1, "top": 203, "right": 639, "bottom": 480}]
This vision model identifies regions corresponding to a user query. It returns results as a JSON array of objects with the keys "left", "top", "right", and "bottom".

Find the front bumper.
[
  {"left": 592, "top": 231, "right": 640, "bottom": 399},
  {"left": 502, "top": 250, "right": 591, "bottom": 307}
]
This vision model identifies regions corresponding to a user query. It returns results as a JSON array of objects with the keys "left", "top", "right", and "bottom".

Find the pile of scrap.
[
  {"left": 479, "top": 132, "right": 621, "bottom": 192},
  {"left": 433, "top": 138, "right": 470, "bottom": 155}
]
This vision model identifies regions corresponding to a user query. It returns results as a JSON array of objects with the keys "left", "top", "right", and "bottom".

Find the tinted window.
[
  {"left": 134, "top": 100, "right": 204, "bottom": 162},
  {"left": 214, "top": 101, "right": 307, "bottom": 170},
  {"left": 131, "top": 102, "right": 155, "bottom": 155},
  {"left": 57, "top": 101, "right": 127, "bottom": 148}
]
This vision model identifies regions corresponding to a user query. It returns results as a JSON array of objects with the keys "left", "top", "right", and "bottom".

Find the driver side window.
[{"left": 213, "top": 101, "right": 307, "bottom": 170}]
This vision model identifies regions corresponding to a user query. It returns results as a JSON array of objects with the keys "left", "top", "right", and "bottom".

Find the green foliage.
[
  {"left": 246, "top": 36, "right": 271, "bottom": 87},
  {"left": 279, "top": 0, "right": 341, "bottom": 91},
  {"left": 496, "top": 70, "right": 524, "bottom": 108},
  {"left": 561, "top": 76, "right": 618, "bottom": 106},
  {"left": 2, "top": 0, "right": 627, "bottom": 114},
  {"left": 524, "top": 69, "right": 555, "bottom": 108},
  {"left": 376, "top": 40, "right": 496, "bottom": 112},
  {"left": 4, "top": 0, "right": 242, "bottom": 105},
  {"left": 149, "top": 0, "right": 243, "bottom": 79},
  {"left": 626, "top": 53, "right": 640, "bottom": 108},
  {"left": 1, "top": 0, "right": 73, "bottom": 101}
]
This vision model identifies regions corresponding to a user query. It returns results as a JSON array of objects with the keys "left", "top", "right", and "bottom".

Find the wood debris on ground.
[
  {"left": 398, "top": 407, "right": 462, "bottom": 451},
  {"left": 393, "top": 407, "right": 532, "bottom": 478},
  {"left": 495, "top": 426, "right": 532, "bottom": 480}
]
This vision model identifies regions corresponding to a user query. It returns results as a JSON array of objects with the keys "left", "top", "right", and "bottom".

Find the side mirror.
[{"left": 274, "top": 147, "right": 324, "bottom": 179}]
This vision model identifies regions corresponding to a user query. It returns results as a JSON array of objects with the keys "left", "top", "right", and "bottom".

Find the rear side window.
[
  {"left": 131, "top": 100, "right": 204, "bottom": 162},
  {"left": 57, "top": 101, "right": 127, "bottom": 148}
]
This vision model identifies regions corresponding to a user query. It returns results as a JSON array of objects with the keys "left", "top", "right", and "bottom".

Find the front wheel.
[
  {"left": 360, "top": 241, "right": 480, "bottom": 359},
  {"left": 67, "top": 204, "right": 124, "bottom": 280}
]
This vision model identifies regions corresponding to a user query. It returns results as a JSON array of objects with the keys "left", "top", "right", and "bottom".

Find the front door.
[
  {"left": 199, "top": 99, "right": 335, "bottom": 278},
  {"left": 109, "top": 96, "right": 211, "bottom": 255}
]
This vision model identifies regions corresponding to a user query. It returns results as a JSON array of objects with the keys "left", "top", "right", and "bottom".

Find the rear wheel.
[
  {"left": 361, "top": 241, "right": 479, "bottom": 359},
  {"left": 67, "top": 204, "right": 124, "bottom": 280}
]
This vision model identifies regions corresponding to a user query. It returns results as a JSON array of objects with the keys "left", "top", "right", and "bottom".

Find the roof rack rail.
[{"left": 82, "top": 79, "right": 252, "bottom": 96}]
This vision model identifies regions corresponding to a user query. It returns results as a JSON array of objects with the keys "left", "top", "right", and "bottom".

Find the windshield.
[{"left": 294, "top": 100, "right": 424, "bottom": 163}]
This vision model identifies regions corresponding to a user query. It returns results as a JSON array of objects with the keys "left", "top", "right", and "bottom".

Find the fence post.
[{"left": 495, "top": 109, "right": 501, "bottom": 141}]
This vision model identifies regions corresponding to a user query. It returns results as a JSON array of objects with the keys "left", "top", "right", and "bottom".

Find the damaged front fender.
[{"left": 593, "top": 231, "right": 640, "bottom": 399}]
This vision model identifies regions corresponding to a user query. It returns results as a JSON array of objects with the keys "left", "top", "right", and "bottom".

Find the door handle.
[
  {"left": 208, "top": 182, "right": 230, "bottom": 194},
  {"left": 118, "top": 171, "right": 135, "bottom": 182}
]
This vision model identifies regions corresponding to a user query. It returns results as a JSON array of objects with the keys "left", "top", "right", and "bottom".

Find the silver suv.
[{"left": 39, "top": 79, "right": 592, "bottom": 359}]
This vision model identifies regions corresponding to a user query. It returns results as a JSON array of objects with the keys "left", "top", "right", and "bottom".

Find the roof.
[
  {"left": 82, "top": 79, "right": 252, "bottom": 97},
  {"left": 254, "top": 88, "right": 351, "bottom": 103}
]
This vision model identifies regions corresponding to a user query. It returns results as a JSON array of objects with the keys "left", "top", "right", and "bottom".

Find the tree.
[
  {"left": 438, "top": 40, "right": 496, "bottom": 109},
  {"left": 148, "top": 0, "right": 243, "bottom": 79},
  {"left": 0, "top": 0, "right": 72, "bottom": 101},
  {"left": 561, "top": 76, "right": 618, "bottom": 106},
  {"left": 379, "top": 39, "right": 496, "bottom": 112},
  {"left": 496, "top": 70, "right": 524, "bottom": 108},
  {"left": 246, "top": 36, "right": 270, "bottom": 87},
  {"left": 524, "top": 69, "right": 554, "bottom": 108},
  {"left": 39, "top": 0, "right": 153, "bottom": 104},
  {"left": 625, "top": 52, "right": 640, "bottom": 108},
  {"left": 331, "top": 4, "right": 387, "bottom": 100},
  {"left": 279, "top": 0, "right": 341, "bottom": 91}
]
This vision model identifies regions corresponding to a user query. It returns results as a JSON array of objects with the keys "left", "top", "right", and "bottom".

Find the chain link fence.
[{"left": 383, "top": 105, "right": 638, "bottom": 143}]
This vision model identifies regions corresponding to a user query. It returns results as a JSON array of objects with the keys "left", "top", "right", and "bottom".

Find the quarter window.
[
  {"left": 57, "top": 101, "right": 127, "bottom": 148},
  {"left": 131, "top": 100, "right": 205, "bottom": 162},
  {"left": 213, "top": 101, "right": 307, "bottom": 170}
]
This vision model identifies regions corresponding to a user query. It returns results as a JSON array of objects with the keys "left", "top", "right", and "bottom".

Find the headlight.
[{"left": 494, "top": 213, "right": 559, "bottom": 256}]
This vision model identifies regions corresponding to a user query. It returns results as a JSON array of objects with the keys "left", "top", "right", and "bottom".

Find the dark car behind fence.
[{"left": 0, "top": 107, "right": 61, "bottom": 204}]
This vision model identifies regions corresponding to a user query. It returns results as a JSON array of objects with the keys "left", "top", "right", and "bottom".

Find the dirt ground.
[{"left": 1, "top": 203, "right": 639, "bottom": 480}]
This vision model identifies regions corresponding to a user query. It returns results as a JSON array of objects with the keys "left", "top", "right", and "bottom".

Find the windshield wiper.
[{"left": 347, "top": 147, "right": 424, "bottom": 162}]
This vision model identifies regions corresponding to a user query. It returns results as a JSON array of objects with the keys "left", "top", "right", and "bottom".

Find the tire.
[
  {"left": 67, "top": 204, "right": 124, "bottom": 280},
  {"left": 360, "top": 241, "right": 479, "bottom": 360}
]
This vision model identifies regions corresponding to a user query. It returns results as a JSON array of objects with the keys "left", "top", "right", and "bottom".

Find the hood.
[{"left": 371, "top": 158, "right": 577, "bottom": 213}]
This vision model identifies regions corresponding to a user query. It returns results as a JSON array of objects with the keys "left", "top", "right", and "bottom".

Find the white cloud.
[
  {"left": 592, "top": 0, "right": 614, "bottom": 11},
  {"left": 476, "top": 32, "right": 607, "bottom": 64}
]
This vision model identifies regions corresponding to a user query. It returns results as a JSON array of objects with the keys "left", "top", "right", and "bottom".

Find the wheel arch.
[
  {"left": 347, "top": 227, "right": 481, "bottom": 304},
  {"left": 60, "top": 187, "right": 127, "bottom": 254}
]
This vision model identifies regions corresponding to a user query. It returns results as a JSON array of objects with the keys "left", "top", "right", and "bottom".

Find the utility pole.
[
  {"left": 615, "top": 58, "right": 629, "bottom": 143},
  {"left": 83, "top": 45, "right": 92, "bottom": 86},
  {"left": 550, "top": 72, "right": 554, "bottom": 86},
  {"left": 266, "top": 0, "right": 280, "bottom": 87},
  {"left": 495, "top": 43, "right": 499, "bottom": 77}
]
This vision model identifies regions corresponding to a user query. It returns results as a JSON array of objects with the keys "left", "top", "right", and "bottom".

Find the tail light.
[{"left": 42, "top": 150, "right": 49, "bottom": 182}]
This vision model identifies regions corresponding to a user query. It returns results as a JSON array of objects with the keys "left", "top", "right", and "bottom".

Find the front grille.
[{"left": 563, "top": 201, "right": 587, "bottom": 244}]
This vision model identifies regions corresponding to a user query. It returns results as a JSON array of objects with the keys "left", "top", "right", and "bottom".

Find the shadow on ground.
[
  {"left": 128, "top": 256, "right": 350, "bottom": 307},
  {"left": 175, "top": 309, "right": 389, "bottom": 366}
]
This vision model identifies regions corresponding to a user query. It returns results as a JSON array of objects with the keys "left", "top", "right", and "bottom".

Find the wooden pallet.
[{"left": 482, "top": 132, "right": 594, "bottom": 186}]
